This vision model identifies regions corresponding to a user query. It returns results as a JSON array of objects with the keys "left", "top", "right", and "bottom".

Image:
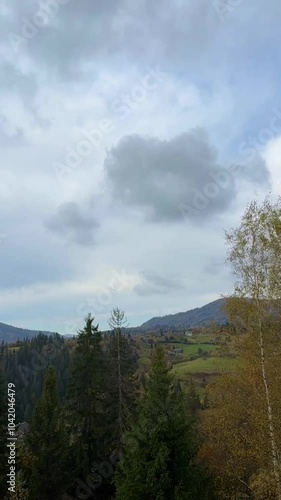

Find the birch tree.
[{"left": 225, "top": 197, "right": 281, "bottom": 499}]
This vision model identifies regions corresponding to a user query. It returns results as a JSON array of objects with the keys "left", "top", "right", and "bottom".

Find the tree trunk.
[
  {"left": 258, "top": 315, "right": 281, "bottom": 499},
  {"left": 117, "top": 328, "right": 123, "bottom": 440}
]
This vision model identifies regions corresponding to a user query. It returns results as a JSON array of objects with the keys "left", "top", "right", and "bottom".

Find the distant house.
[
  {"left": 184, "top": 330, "right": 193, "bottom": 337},
  {"left": 16, "top": 422, "right": 30, "bottom": 441},
  {"left": 167, "top": 348, "right": 183, "bottom": 356}
]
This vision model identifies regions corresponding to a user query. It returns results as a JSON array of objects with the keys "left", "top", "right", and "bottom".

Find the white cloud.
[
  {"left": 263, "top": 135, "right": 281, "bottom": 197},
  {"left": 0, "top": 0, "right": 279, "bottom": 331}
]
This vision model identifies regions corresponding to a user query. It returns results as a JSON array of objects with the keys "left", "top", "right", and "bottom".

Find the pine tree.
[
  {"left": 66, "top": 314, "right": 105, "bottom": 473},
  {"left": 115, "top": 344, "right": 208, "bottom": 500},
  {"left": 24, "top": 366, "right": 68, "bottom": 500}
]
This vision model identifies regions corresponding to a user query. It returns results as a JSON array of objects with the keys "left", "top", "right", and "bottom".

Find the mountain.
[
  {"left": 1, "top": 298, "right": 227, "bottom": 343},
  {"left": 0, "top": 322, "right": 57, "bottom": 344},
  {"left": 140, "top": 298, "right": 227, "bottom": 331}
]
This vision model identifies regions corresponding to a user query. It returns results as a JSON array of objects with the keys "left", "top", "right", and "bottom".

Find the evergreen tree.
[
  {"left": 0, "top": 334, "right": 70, "bottom": 422},
  {"left": 66, "top": 314, "right": 105, "bottom": 473},
  {"left": 115, "top": 344, "right": 209, "bottom": 500},
  {"left": 106, "top": 308, "right": 138, "bottom": 451},
  {"left": 186, "top": 377, "right": 201, "bottom": 415},
  {"left": 4, "top": 470, "right": 30, "bottom": 500},
  {"left": 24, "top": 366, "right": 68, "bottom": 499}
]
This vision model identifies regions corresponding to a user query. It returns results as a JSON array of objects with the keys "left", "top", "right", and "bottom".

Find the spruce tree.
[
  {"left": 25, "top": 366, "right": 68, "bottom": 500},
  {"left": 115, "top": 344, "right": 208, "bottom": 500},
  {"left": 66, "top": 314, "right": 105, "bottom": 473},
  {"left": 186, "top": 377, "right": 201, "bottom": 415}
]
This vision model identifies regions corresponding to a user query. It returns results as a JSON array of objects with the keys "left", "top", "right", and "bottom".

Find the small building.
[
  {"left": 174, "top": 348, "right": 183, "bottom": 354},
  {"left": 16, "top": 422, "right": 30, "bottom": 441}
]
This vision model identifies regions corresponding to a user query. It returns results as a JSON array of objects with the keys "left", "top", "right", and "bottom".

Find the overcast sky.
[{"left": 0, "top": 0, "right": 281, "bottom": 333}]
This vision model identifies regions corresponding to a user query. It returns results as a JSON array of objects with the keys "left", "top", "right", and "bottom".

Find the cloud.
[
  {"left": 104, "top": 129, "right": 271, "bottom": 222},
  {"left": 239, "top": 155, "right": 271, "bottom": 185},
  {"left": 203, "top": 256, "right": 227, "bottom": 276},
  {"left": 0, "top": 61, "right": 38, "bottom": 99},
  {"left": 0, "top": 0, "right": 279, "bottom": 333},
  {"left": 1, "top": 0, "right": 219, "bottom": 80},
  {"left": 0, "top": 115, "right": 26, "bottom": 147},
  {"left": 45, "top": 201, "right": 99, "bottom": 245},
  {"left": 134, "top": 271, "right": 185, "bottom": 297}
]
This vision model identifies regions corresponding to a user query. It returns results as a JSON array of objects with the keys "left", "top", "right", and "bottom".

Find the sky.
[{"left": 1, "top": 0, "right": 281, "bottom": 333}]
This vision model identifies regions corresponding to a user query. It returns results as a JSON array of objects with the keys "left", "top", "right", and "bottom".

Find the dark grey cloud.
[
  {"left": 239, "top": 156, "right": 271, "bottom": 185},
  {"left": 3, "top": 0, "right": 281, "bottom": 86},
  {"left": 45, "top": 201, "right": 99, "bottom": 245},
  {"left": 104, "top": 130, "right": 271, "bottom": 222},
  {"left": 134, "top": 271, "right": 185, "bottom": 297},
  {"left": 2, "top": 0, "right": 218, "bottom": 80}
]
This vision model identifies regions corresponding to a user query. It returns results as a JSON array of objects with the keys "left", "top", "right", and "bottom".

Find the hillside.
[
  {"left": 140, "top": 298, "right": 227, "bottom": 331},
  {"left": 0, "top": 322, "right": 57, "bottom": 344},
  {"left": 1, "top": 298, "right": 227, "bottom": 342}
]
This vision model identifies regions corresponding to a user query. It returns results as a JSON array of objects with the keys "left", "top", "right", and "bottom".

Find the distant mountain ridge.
[
  {"left": 140, "top": 298, "right": 227, "bottom": 331},
  {"left": 0, "top": 322, "right": 57, "bottom": 344},
  {"left": 1, "top": 298, "right": 227, "bottom": 343}
]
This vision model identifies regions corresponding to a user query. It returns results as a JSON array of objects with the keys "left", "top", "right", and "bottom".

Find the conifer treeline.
[{"left": 0, "top": 308, "right": 208, "bottom": 499}]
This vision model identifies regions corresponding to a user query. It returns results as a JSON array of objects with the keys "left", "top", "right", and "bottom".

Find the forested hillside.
[
  {"left": 0, "top": 323, "right": 57, "bottom": 344},
  {"left": 140, "top": 298, "right": 227, "bottom": 330}
]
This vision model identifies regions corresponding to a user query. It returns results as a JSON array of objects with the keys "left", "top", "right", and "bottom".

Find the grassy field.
[
  {"left": 139, "top": 342, "right": 218, "bottom": 364},
  {"left": 166, "top": 343, "right": 217, "bottom": 356},
  {"left": 172, "top": 356, "right": 240, "bottom": 377},
  {"left": 138, "top": 336, "right": 240, "bottom": 401},
  {"left": 187, "top": 334, "right": 216, "bottom": 343}
]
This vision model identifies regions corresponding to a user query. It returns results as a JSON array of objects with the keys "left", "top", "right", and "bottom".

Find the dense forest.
[{"left": 2, "top": 198, "right": 281, "bottom": 499}]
